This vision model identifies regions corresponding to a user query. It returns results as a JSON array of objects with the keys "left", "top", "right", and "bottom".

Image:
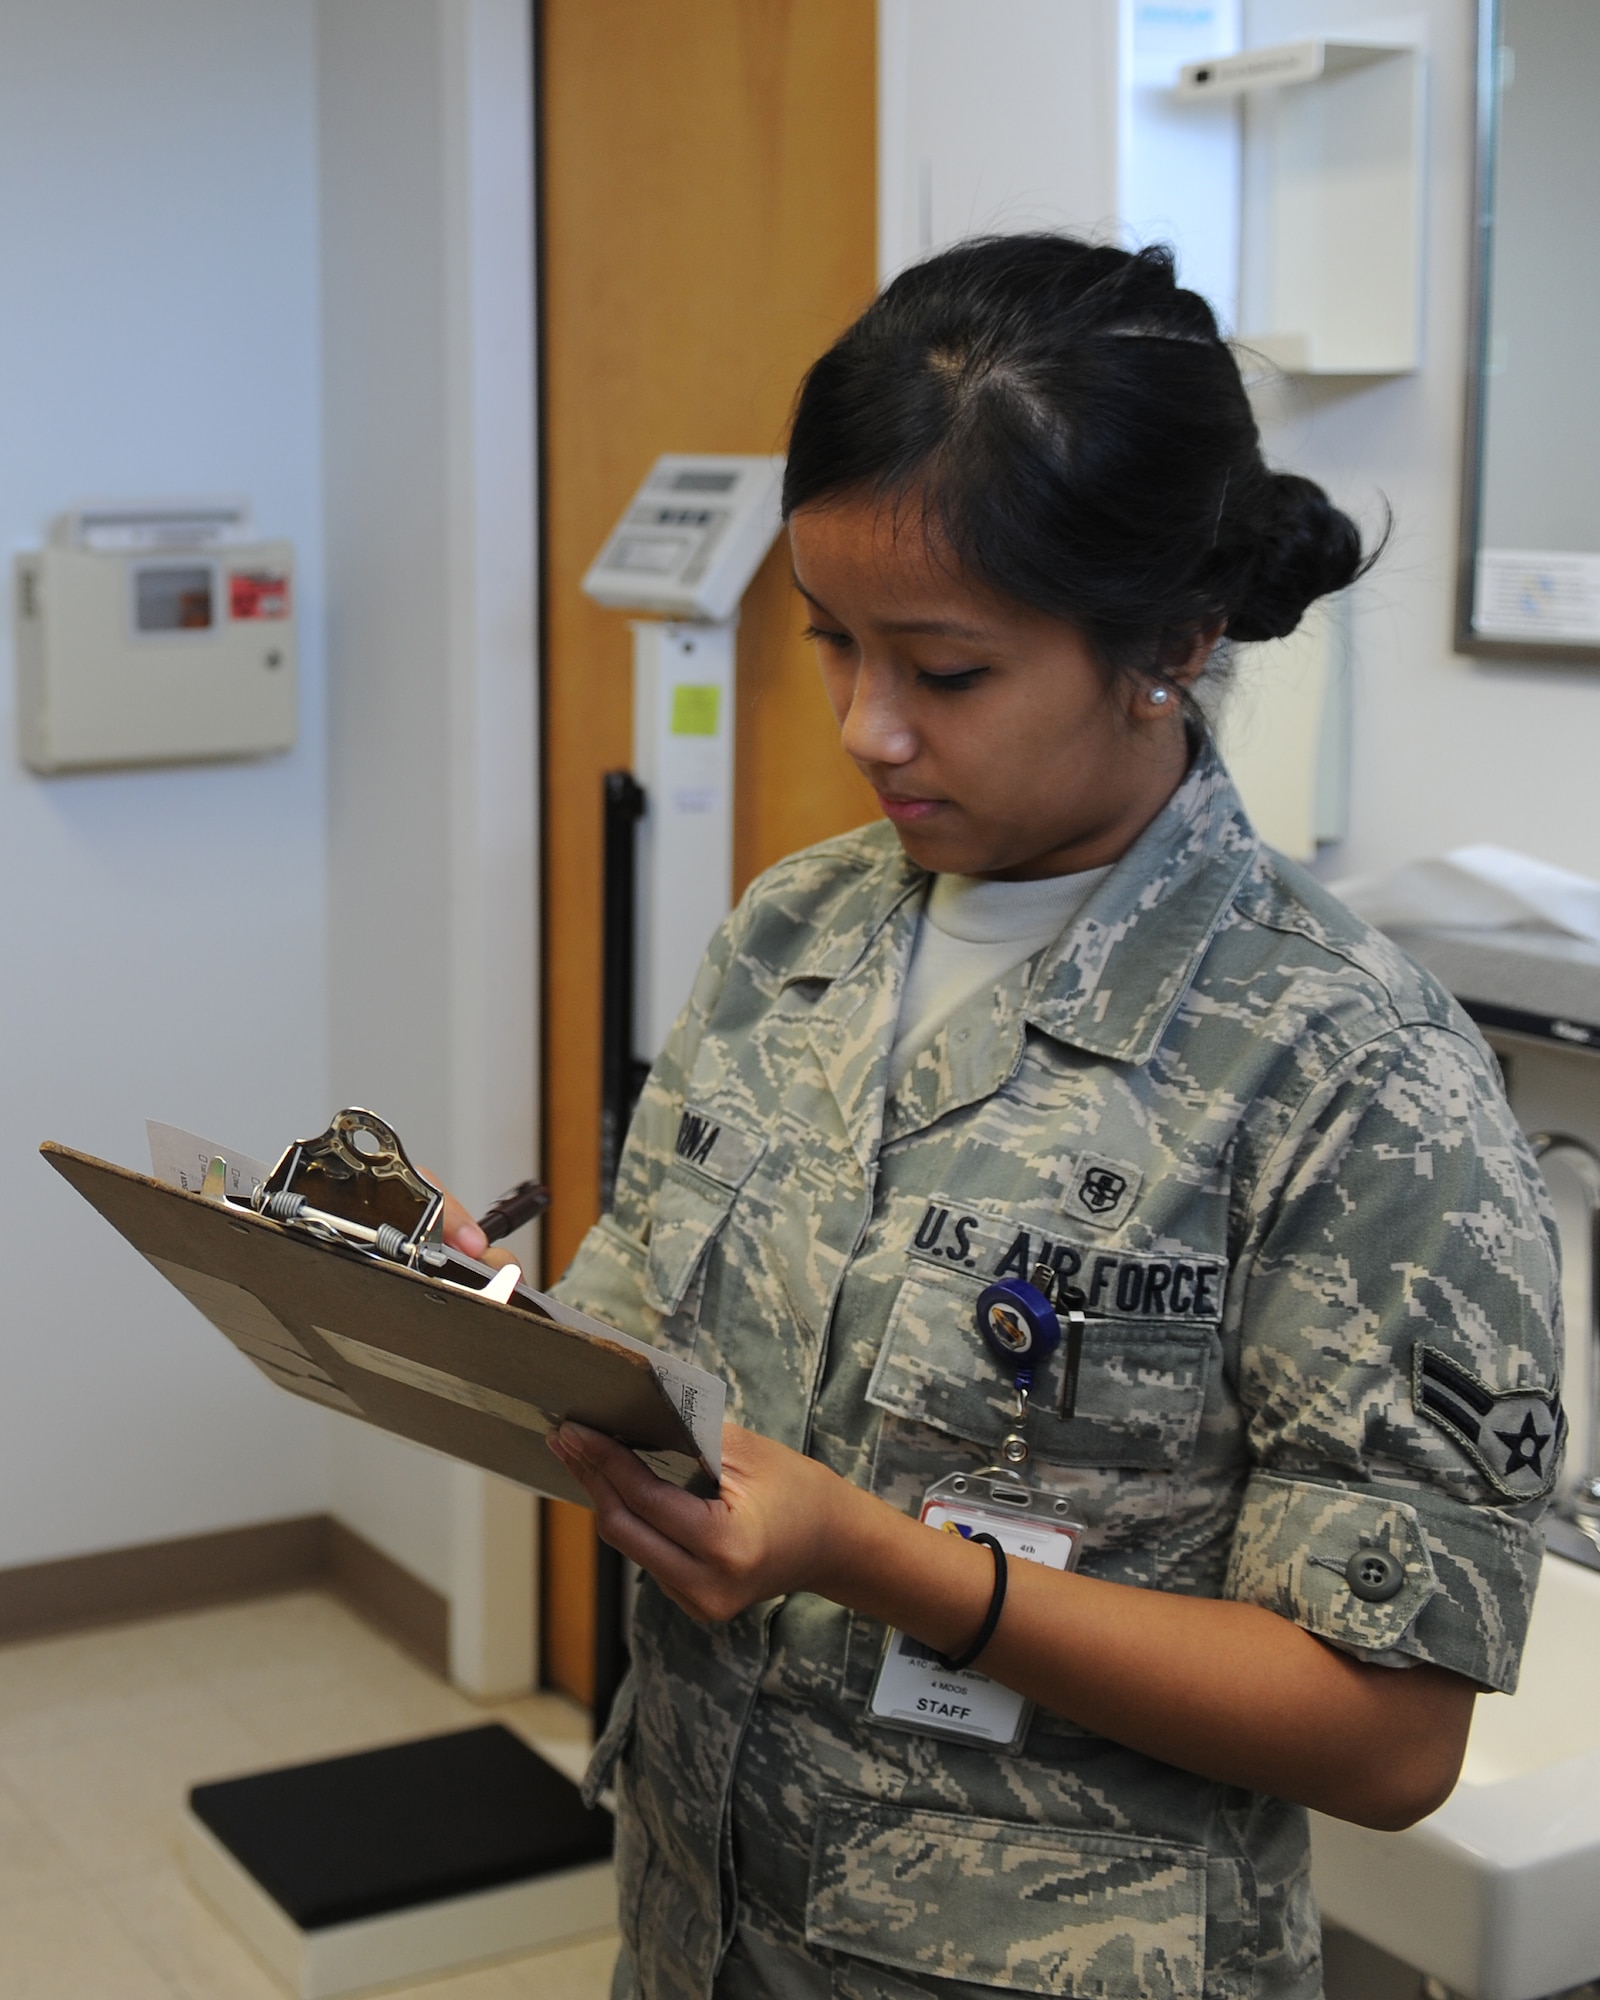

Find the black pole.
[
  {"left": 594, "top": 769, "right": 646, "bottom": 1733},
  {"left": 599, "top": 770, "right": 646, "bottom": 1213}
]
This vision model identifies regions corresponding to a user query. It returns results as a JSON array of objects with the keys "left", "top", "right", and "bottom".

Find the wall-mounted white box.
[
  {"left": 1179, "top": 39, "right": 1427, "bottom": 376},
  {"left": 15, "top": 501, "right": 297, "bottom": 773}
]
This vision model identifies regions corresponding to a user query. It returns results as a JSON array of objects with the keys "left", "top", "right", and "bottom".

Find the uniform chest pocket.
[
  {"left": 867, "top": 1268, "right": 1212, "bottom": 1470},
  {"left": 643, "top": 1169, "right": 739, "bottom": 1317},
  {"left": 642, "top": 1103, "right": 766, "bottom": 1318}
]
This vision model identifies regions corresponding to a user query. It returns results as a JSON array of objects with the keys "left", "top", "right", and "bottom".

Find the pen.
[{"left": 477, "top": 1178, "right": 552, "bottom": 1244}]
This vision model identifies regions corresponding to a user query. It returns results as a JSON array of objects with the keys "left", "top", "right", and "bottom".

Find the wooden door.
[{"left": 539, "top": 0, "right": 878, "bottom": 1702}]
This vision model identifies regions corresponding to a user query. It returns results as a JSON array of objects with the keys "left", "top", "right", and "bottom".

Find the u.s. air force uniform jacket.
[{"left": 558, "top": 740, "right": 1563, "bottom": 2000}]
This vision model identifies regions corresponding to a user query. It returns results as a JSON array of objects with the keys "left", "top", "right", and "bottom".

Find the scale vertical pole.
[
  {"left": 593, "top": 768, "right": 648, "bottom": 1734},
  {"left": 629, "top": 619, "right": 736, "bottom": 1058},
  {"left": 600, "top": 770, "right": 646, "bottom": 1213}
]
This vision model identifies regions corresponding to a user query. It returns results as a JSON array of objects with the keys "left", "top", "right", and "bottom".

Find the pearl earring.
[{"left": 1149, "top": 686, "right": 1171, "bottom": 706}]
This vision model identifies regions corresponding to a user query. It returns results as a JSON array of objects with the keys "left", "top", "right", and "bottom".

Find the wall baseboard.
[
  {"left": 0, "top": 1515, "right": 450, "bottom": 1678},
  {"left": 327, "top": 1517, "right": 449, "bottom": 1678}
]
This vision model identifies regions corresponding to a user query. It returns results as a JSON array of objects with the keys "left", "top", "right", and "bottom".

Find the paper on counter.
[
  {"left": 1331, "top": 845, "right": 1600, "bottom": 947},
  {"left": 147, "top": 1121, "right": 271, "bottom": 1201}
]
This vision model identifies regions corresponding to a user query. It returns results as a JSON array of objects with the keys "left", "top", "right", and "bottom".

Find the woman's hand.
[
  {"left": 434, "top": 1183, "right": 519, "bottom": 1269},
  {"left": 547, "top": 1420, "right": 866, "bottom": 1623}
]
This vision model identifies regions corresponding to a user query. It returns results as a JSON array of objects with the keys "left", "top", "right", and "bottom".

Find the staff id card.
[{"left": 868, "top": 1473, "right": 1084, "bottom": 1752}]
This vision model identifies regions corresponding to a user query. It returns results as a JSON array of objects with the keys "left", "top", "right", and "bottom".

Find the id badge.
[{"left": 867, "top": 1472, "right": 1085, "bottom": 1753}]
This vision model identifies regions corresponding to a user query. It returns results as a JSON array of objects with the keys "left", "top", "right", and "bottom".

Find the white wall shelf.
[{"left": 1180, "top": 37, "right": 1426, "bottom": 376}]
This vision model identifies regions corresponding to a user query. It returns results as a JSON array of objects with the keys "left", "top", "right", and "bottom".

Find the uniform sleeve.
[
  {"left": 1222, "top": 1023, "right": 1565, "bottom": 1693},
  {"left": 547, "top": 899, "right": 745, "bottom": 1344}
]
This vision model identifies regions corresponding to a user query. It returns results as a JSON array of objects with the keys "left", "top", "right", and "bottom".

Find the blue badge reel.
[
  {"left": 976, "top": 1276, "right": 1059, "bottom": 1379},
  {"left": 974, "top": 1273, "right": 1086, "bottom": 1465}
]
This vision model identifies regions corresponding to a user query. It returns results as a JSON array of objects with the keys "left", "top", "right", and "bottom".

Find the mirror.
[{"left": 1458, "top": 0, "right": 1600, "bottom": 662}]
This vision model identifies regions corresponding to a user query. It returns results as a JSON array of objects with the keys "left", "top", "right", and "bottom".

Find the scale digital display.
[
  {"left": 582, "top": 454, "right": 785, "bottom": 622},
  {"left": 670, "top": 470, "right": 738, "bottom": 493}
]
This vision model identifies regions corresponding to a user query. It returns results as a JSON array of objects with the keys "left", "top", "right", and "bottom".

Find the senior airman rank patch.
[{"left": 1412, "top": 1342, "right": 1565, "bottom": 1502}]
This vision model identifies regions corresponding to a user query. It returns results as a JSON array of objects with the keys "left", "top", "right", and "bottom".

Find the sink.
[{"left": 1311, "top": 1548, "right": 1600, "bottom": 2000}]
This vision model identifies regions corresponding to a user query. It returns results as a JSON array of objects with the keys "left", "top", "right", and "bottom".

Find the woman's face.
[{"left": 788, "top": 492, "right": 1201, "bottom": 881}]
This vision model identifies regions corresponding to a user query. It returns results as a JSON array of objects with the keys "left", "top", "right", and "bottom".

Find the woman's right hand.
[{"left": 435, "top": 1183, "right": 519, "bottom": 1269}]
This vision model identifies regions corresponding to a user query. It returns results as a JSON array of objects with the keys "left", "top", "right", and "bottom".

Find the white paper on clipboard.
[
  {"left": 147, "top": 1121, "right": 271, "bottom": 1202},
  {"left": 524, "top": 1285, "right": 724, "bottom": 1482}
]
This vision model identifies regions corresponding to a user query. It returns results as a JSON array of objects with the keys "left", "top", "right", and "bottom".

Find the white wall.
[
  {"left": 0, "top": 0, "right": 331, "bottom": 1567},
  {"left": 0, "top": 2, "right": 541, "bottom": 1685},
  {"left": 879, "top": 0, "right": 1119, "bottom": 280},
  {"left": 878, "top": 0, "right": 1240, "bottom": 312},
  {"left": 1241, "top": 0, "right": 1600, "bottom": 883},
  {"left": 320, "top": 0, "right": 540, "bottom": 1693}
]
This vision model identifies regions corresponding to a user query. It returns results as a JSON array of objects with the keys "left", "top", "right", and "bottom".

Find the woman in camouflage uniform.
[{"left": 513, "top": 238, "right": 1562, "bottom": 1999}]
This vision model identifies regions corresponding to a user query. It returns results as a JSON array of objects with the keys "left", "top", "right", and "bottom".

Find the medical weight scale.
[
  {"left": 582, "top": 452, "right": 786, "bottom": 1728},
  {"left": 583, "top": 453, "right": 785, "bottom": 1072}
]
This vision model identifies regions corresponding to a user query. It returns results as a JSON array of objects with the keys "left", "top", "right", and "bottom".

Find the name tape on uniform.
[{"left": 670, "top": 1106, "right": 766, "bottom": 1191}]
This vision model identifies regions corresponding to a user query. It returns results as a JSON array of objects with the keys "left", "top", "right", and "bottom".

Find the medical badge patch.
[
  {"left": 1412, "top": 1342, "right": 1566, "bottom": 1502},
  {"left": 1065, "top": 1152, "right": 1142, "bottom": 1230}
]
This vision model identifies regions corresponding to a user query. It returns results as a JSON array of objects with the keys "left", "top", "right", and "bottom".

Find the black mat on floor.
[{"left": 189, "top": 1723, "right": 613, "bottom": 1930}]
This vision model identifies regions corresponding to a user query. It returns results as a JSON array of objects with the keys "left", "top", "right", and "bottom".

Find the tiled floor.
[{"left": 0, "top": 1590, "right": 618, "bottom": 2000}]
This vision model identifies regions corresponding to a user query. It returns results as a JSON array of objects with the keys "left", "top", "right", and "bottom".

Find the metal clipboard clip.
[
  {"left": 250, "top": 1107, "right": 445, "bottom": 1265},
  {"left": 209, "top": 1106, "right": 549, "bottom": 1283}
]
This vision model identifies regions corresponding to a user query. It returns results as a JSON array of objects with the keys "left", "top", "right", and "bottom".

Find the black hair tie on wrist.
[{"left": 935, "top": 1532, "right": 1008, "bottom": 1672}]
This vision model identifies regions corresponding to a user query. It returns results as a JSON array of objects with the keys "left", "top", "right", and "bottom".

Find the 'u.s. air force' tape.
[
  {"left": 908, "top": 1199, "right": 1226, "bottom": 1324},
  {"left": 1412, "top": 1341, "right": 1565, "bottom": 1502}
]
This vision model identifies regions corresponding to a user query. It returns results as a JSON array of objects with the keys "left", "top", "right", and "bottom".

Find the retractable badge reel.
[
  {"left": 976, "top": 1261, "right": 1089, "bottom": 1462},
  {"left": 867, "top": 1265, "right": 1087, "bottom": 1753}
]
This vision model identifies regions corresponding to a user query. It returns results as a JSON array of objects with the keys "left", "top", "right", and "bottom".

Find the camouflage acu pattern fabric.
[{"left": 559, "top": 739, "right": 1563, "bottom": 2000}]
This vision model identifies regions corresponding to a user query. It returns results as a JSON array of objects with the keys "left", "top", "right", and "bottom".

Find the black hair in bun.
[
  {"left": 784, "top": 234, "right": 1376, "bottom": 682},
  {"left": 1222, "top": 472, "right": 1369, "bottom": 643}
]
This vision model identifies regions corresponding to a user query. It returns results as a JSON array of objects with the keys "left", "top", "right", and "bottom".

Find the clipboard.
[{"left": 42, "top": 1120, "right": 722, "bottom": 1511}]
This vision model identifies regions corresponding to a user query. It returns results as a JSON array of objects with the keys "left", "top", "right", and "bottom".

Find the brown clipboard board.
[{"left": 42, "top": 1142, "right": 716, "bottom": 1509}]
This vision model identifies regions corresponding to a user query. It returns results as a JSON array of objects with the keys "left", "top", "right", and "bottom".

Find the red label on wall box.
[{"left": 229, "top": 570, "right": 291, "bottom": 620}]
